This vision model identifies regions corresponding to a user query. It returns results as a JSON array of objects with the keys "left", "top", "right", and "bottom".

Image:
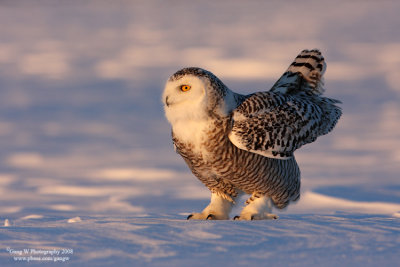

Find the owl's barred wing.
[
  {"left": 270, "top": 49, "right": 326, "bottom": 96},
  {"left": 228, "top": 49, "right": 341, "bottom": 159},
  {"left": 228, "top": 92, "right": 341, "bottom": 159}
]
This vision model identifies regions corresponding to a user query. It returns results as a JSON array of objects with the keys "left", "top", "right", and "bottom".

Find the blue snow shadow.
[{"left": 314, "top": 185, "right": 400, "bottom": 203}]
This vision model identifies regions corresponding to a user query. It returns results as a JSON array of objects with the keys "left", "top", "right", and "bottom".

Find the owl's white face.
[{"left": 163, "top": 74, "right": 209, "bottom": 125}]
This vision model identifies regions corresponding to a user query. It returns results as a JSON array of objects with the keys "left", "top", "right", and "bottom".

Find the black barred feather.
[
  {"left": 271, "top": 49, "right": 326, "bottom": 95},
  {"left": 229, "top": 49, "right": 341, "bottom": 160},
  {"left": 229, "top": 91, "right": 341, "bottom": 159}
]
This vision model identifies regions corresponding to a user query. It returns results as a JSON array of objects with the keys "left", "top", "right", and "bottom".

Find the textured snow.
[{"left": 0, "top": 1, "right": 400, "bottom": 266}]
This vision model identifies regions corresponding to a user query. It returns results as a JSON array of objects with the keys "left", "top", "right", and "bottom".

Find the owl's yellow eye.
[{"left": 180, "top": 85, "right": 191, "bottom": 92}]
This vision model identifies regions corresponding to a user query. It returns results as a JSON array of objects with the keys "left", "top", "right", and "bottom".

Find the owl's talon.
[
  {"left": 206, "top": 214, "right": 215, "bottom": 220},
  {"left": 233, "top": 216, "right": 240, "bottom": 220},
  {"left": 186, "top": 212, "right": 223, "bottom": 220}
]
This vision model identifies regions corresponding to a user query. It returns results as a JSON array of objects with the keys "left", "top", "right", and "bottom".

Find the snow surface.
[{"left": 0, "top": 1, "right": 399, "bottom": 266}]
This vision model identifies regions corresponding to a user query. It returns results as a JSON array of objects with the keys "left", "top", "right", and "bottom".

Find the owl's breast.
[
  {"left": 172, "top": 117, "right": 231, "bottom": 159},
  {"left": 171, "top": 118, "right": 215, "bottom": 157}
]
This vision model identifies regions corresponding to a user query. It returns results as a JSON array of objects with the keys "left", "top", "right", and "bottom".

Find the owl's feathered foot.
[
  {"left": 234, "top": 193, "right": 278, "bottom": 220},
  {"left": 186, "top": 192, "right": 233, "bottom": 220},
  {"left": 233, "top": 213, "right": 278, "bottom": 220},
  {"left": 187, "top": 213, "right": 223, "bottom": 220}
]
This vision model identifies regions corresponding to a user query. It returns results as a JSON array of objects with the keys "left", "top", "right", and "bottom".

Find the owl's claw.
[
  {"left": 186, "top": 212, "right": 224, "bottom": 220},
  {"left": 233, "top": 215, "right": 252, "bottom": 220},
  {"left": 233, "top": 213, "right": 278, "bottom": 220},
  {"left": 186, "top": 212, "right": 210, "bottom": 220},
  {"left": 206, "top": 214, "right": 215, "bottom": 220},
  {"left": 186, "top": 193, "right": 233, "bottom": 220}
]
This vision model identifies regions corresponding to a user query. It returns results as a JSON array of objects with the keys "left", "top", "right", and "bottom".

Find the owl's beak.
[{"left": 165, "top": 96, "right": 171, "bottom": 107}]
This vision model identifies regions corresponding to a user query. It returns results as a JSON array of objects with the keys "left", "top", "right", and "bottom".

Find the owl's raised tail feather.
[{"left": 270, "top": 49, "right": 326, "bottom": 95}]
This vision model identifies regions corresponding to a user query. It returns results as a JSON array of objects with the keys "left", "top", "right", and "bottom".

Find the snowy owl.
[{"left": 163, "top": 49, "right": 341, "bottom": 220}]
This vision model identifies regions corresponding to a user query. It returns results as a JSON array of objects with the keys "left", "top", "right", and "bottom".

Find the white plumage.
[{"left": 163, "top": 49, "right": 341, "bottom": 220}]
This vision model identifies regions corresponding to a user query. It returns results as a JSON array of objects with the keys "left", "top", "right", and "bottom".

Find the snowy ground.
[{"left": 0, "top": 1, "right": 399, "bottom": 266}]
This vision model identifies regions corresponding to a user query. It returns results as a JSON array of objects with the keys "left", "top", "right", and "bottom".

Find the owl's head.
[{"left": 163, "top": 67, "right": 235, "bottom": 125}]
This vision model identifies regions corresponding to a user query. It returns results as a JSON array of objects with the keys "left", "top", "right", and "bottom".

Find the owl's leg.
[
  {"left": 234, "top": 193, "right": 278, "bottom": 220},
  {"left": 187, "top": 192, "right": 234, "bottom": 220}
]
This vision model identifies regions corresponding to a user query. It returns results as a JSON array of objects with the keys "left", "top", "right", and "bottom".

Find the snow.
[
  {"left": 2, "top": 214, "right": 399, "bottom": 266},
  {"left": 0, "top": 0, "right": 400, "bottom": 266}
]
